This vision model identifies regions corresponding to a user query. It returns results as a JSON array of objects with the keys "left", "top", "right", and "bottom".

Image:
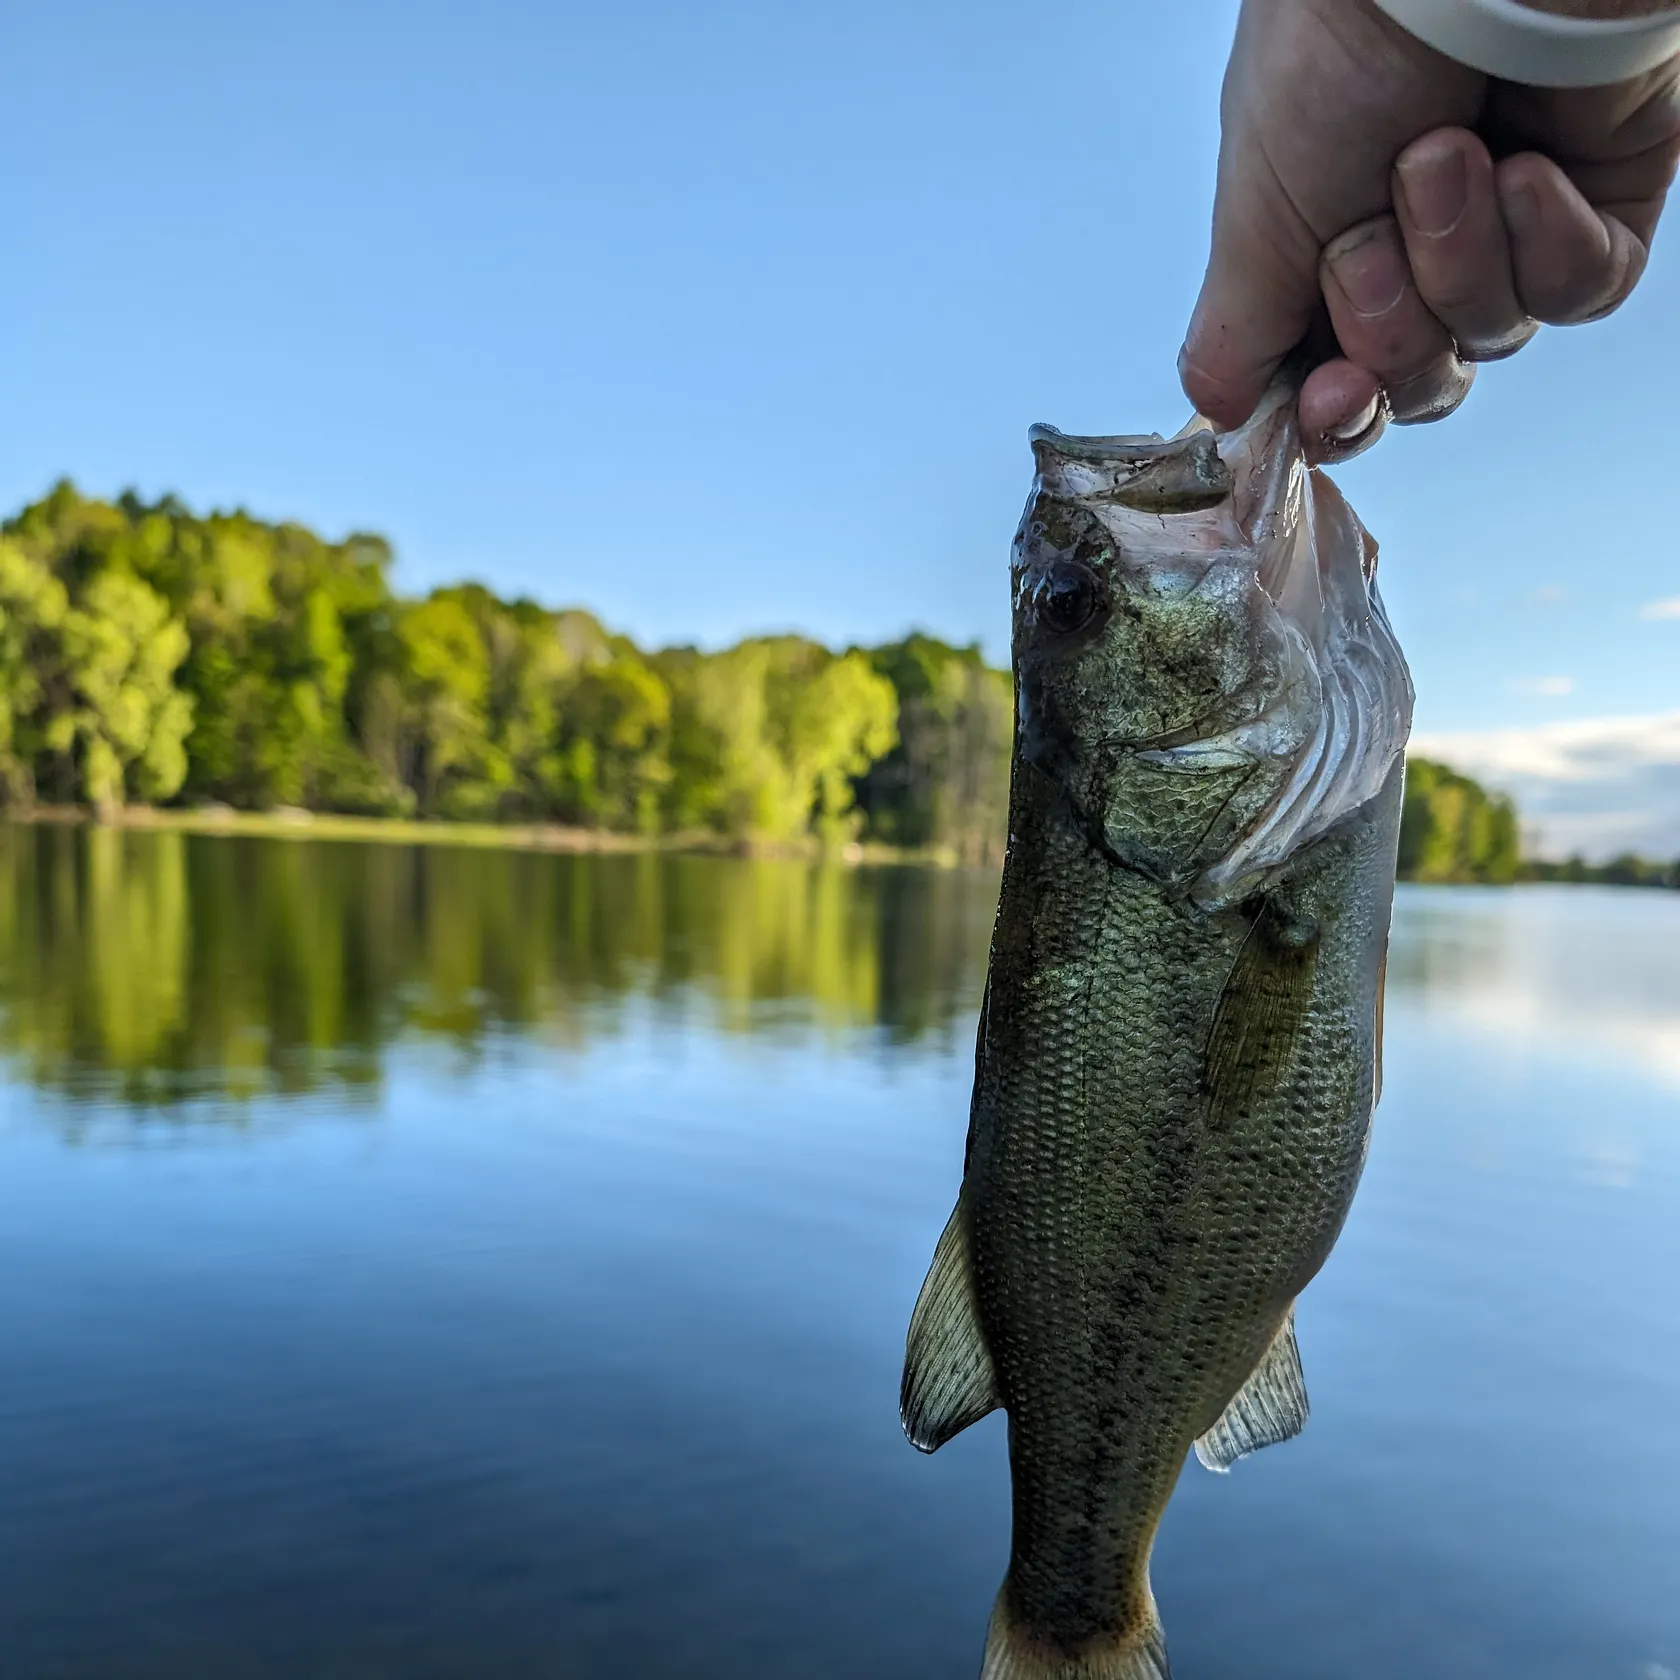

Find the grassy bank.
[{"left": 9, "top": 803, "right": 970, "bottom": 868}]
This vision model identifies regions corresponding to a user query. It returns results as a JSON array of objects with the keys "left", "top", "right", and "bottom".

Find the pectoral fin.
[
  {"left": 1194, "top": 1309, "right": 1309, "bottom": 1473},
  {"left": 901, "top": 1194, "right": 999, "bottom": 1453},
  {"left": 1203, "top": 898, "right": 1321, "bottom": 1128}
]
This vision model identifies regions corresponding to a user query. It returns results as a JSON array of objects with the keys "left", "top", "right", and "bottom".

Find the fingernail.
[
  {"left": 1326, "top": 391, "right": 1383, "bottom": 445},
  {"left": 1498, "top": 178, "right": 1542, "bottom": 241},
  {"left": 1325, "top": 224, "right": 1409, "bottom": 317},
  {"left": 1390, "top": 358, "right": 1476, "bottom": 426},
  {"left": 1396, "top": 145, "right": 1468, "bottom": 237}
]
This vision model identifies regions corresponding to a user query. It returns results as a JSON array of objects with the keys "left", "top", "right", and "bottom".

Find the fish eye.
[{"left": 1031, "top": 563, "right": 1100, "bottom": 636}]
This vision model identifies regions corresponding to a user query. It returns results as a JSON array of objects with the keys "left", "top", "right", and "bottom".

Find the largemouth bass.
[{"left": 901, "top": 384, "right": 1413, "bottom": 1680}]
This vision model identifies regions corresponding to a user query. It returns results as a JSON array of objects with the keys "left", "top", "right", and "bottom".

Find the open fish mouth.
[{"left": 1023, "top": 385, "right": 1414, "bottom": 909}]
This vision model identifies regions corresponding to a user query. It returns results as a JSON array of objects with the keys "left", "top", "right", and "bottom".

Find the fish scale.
[{"left": 900, "top": 388, "right": 1411, "bottom": 1680}]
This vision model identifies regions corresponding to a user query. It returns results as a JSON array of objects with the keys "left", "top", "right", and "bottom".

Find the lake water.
[{"left": 0, "top": 824, "right": 1676, "bottom": 1680}]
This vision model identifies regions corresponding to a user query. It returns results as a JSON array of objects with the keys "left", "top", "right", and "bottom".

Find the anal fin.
[
  {"left": 901, "top": 1193, "right": 999, "bottom": 1453},
  {"left": 1194, "top": 1308, "right": 1309, "bottom": 1473}
]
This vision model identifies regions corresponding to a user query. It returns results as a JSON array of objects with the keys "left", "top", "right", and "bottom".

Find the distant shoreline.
[
  {"left": 3, "top": 804, "right": 980, "bottom": 868},
  {"left": 3, "top": 804, "right": 1675, "bottom": 891}
]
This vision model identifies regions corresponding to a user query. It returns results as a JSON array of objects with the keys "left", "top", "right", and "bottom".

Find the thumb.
[{"left": 1179, "top": 148, "right": 1323, "bottom": 430}]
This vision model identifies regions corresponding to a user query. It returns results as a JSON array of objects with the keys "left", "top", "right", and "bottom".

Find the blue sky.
[{"left": 3, "top": 0, "right": 1677, "bottom": 741}]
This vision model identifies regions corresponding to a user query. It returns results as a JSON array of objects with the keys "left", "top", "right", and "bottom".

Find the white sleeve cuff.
[{"left": 1372, "top": 0, "right": 1680, "bottom": 85}]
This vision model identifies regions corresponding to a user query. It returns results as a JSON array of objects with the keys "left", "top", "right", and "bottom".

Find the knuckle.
[
  {"left": 1415, "top": 270, "right": 1491, "bottom": 316},
  {"left": 1362, "top": 319, "right": 1452, "bottom": 380}
]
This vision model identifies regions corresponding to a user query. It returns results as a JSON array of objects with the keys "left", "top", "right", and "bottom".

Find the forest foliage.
[{"left": 0, "top": 484, "right": 1009, "bottom": 859}]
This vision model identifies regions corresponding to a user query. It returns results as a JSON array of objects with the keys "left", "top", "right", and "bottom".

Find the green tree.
[
  {"left": 773, "top": 644, "right": 899, "bottom": 845},
  {"left": 4, "top": 484, "right": 399, "bottom": 815},
  {"left": 0, "top": 537, "right": 70, "bottom": 806},
  {"left": 372, "top": 590, "right": 501, "bottom": 818},
  {"left": 163, "top": 514, "right": 398, "bottom": 814},
  {"left": 480, "top": 600, "right": 599, "bottom": 816},
  {"left": 658, "top": 638, "right": 896, "bottom": 845},
  {"left": 553, "top": 639, "right": 672, "bottom": 832},
  {"left": 51, "top": 569, "right": 195, "bottom": 813},
  {"left": 1398, "top": 758, "right": 1521, "bottom": 884},
  {"left": 4, "top": 484, "right": 195, "bottom": 811},
  {"left": 855, "top": 634, "right": 1011, "bottom": 861}
]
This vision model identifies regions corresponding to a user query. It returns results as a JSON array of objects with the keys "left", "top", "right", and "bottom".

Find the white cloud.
[
  {"left": 1639, "top": 596, "right": 1680, "bottom": 620},
  {"left": 1532, "top": 584, "right": 1568, "bottom": 604},
  {"left": 1411, "top": 711, "right": 1680, "bottom": 860},
  {"left": 1507, "top": 675, "right": 1576, "bottom": 697}
]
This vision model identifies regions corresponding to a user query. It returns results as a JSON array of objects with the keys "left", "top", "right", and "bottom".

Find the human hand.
[{"left": 1180, "top": 0, "right": 1680, "bottom": 461}]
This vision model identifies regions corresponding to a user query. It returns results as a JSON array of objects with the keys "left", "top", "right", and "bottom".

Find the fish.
[{"left": 900, "top": 382, "right": 1413, "bottom": 1680}]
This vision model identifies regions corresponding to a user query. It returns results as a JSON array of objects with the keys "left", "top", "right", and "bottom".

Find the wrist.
[{"left": 1371, "top": 0, "right": 1680, "bottom": 83}]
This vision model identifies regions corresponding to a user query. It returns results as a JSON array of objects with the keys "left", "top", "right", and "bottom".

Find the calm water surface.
[{"left": 0, "top": 826, "right": 1676, "bottom": 1679}]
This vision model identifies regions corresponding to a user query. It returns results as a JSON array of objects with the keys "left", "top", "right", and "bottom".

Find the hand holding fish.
[{"left": 1180, "top": 0, "right": 1680, "bottom": 459}]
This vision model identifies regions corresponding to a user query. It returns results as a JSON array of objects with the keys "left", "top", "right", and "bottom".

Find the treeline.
[
  {"left": 1397, "top": 758, "right": 1522, "bottom": 884},
  {"left": 1399, "top": 757, "right": 1680, "bottom": 888},
  {"left": 0, "top": 483, "right": 1010, "bottom": 859},
  {"left": 1521, "top": 853, "right": 1680, "bottom": 889}
]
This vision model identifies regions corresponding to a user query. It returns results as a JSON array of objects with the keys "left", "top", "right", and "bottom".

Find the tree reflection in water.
[{"left": 0, "top": 825, "right": 998, "bottom": 1111}]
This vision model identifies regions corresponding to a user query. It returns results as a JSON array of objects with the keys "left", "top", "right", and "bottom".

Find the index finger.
[{"left": 1180, "top": 149, "right": 1324, "bottom": 430}]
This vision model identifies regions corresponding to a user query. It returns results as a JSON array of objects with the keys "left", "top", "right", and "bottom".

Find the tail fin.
[{"left": 979, "top": 1590, "right": 1171, "bottom": 1680}]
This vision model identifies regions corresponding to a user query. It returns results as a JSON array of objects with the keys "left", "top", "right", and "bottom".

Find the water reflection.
[
  {"left": 6, "top": 826, "right": 1679, "bottom": 1109},
  {"left": 1389, "top": 886, "right": 1680, "bottom": 1088},
  {"left": 0, "top": 825, "right": 996, "bottom": 1109}
]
